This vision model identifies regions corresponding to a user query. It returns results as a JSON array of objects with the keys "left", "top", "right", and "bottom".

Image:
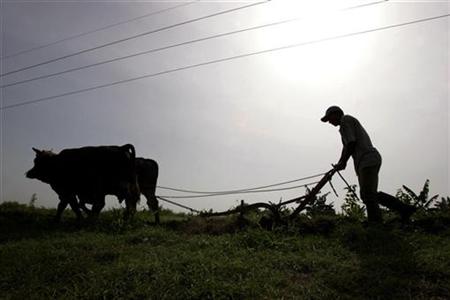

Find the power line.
[
  {"left": 1, "top": 13, "right": 448, "bottom": 111},
  {"left": 0, "top": 0, "right": 270, "bottom": 77},
  {"left": 157, "top": 181, "right": 321, "bottom": 199},
  {"left": 0, "top": 0, "right": 200, "bottom": 60},
  {"left": 157, "top": 172, "right": 326, "bottom": 194},
  {"left": 1, "top": 0, "right": 388, "bottom": 89}
]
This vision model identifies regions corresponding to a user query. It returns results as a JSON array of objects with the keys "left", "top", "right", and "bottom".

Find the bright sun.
[{"left": 257, "top": 0, "right": 383, "bottom": 83}]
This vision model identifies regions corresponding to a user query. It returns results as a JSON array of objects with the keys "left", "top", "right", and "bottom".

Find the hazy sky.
[{"left": 1, "top": 0, "right": 448, "bottom": 213}]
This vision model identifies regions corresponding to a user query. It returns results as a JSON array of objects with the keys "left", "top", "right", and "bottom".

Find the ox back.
[{"left": 57, "top": 145, "right": 136, "bottom": 198}]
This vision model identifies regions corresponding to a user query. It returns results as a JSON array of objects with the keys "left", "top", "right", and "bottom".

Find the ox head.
[{"left": 26, "top": 148, "right": 57, "bottom": 182}]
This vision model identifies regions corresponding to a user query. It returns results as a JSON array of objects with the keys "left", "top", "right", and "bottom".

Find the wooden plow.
[{"left": 199, "top": 169, "right": 337, "bottom": 227}]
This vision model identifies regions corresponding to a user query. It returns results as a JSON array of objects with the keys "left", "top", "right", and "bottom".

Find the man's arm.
[
  {"left": 334, "top": 141, "right": 356, "bottom": 171},
  {"left": 335, "top": 115, "right": 356, "bottom": 171}
]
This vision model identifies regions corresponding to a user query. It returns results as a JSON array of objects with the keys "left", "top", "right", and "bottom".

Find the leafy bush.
[
  {"left": 341, "top": 185, "right": 365, "bottom": 221},
  {"left": 396, "top": 179, "right": 439, "bottom": 211},
  {"left": 435, "top": 197, "right": 450, "bottom": 213},
  {"left": 305, "top": 191, "right": 336, "bottom": 217}
]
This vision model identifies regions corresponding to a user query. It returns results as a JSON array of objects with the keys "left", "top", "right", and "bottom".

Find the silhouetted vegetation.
[
  {"left": 305, "top": 191, "right": 336, "bottom": 217},
  {"left": 436, "top": 196, "right": 450, "bottom": 212},
  {"left": 340, "top": 184, "right": 366, "bottom": 221},
  {"left": 396, "top": 179, "right": 439, "bottom": 211},
  {"left": 1, "top": 193, "right": 449, "bottom": 299}
]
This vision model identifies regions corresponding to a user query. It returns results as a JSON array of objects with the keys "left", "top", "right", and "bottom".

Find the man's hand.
[
  {"left": 335, "top": 142, "right": 355, "bottom": 172},
  {"left": 333, "top": 161, "right": 346, "bottom": 171}
]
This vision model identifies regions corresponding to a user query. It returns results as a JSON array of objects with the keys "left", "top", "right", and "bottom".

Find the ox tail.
[{"left": 122, "top": 143, "right": 136, "bottom": 160}]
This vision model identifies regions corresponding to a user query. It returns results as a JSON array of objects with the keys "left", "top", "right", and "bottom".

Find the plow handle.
[{"left": 289, "top": 168, "right": 336, "bottom": 219}]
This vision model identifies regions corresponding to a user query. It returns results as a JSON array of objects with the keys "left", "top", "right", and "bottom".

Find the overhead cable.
[
  {"left": 0, "top": 0, "right": 200, "bottom": 60},
  {"left": 1, "top": 0, "right": 388, "bottom": 88},
  {"left": 0, "top": 0, "right": 270, "bottom": 77},
  {"left": 2, "top": 13, "right": 448, "bottom": 111}
]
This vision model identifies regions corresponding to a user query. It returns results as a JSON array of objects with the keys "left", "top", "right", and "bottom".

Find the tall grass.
[{"left": 0, "top": 201, "right": 449, "bottom": 299}]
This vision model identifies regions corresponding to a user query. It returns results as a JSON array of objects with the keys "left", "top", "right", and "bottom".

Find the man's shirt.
[{"left": 339, "top": 115, "right": 381, "bottom": 174}]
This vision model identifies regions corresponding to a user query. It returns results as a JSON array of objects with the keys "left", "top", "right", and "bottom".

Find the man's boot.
[{"left": 365, "top": 201, "right": 383, "bottom": 224}]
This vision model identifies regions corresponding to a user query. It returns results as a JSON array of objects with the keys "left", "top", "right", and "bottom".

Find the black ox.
[
  {"left": 78, "top": 157, "right": 160, "bottom": 224},
  {"left": 132, "top": 157, "right": 160, "bottom": 223},
  {"left": 26, "top": 144, "right": 140, "bottom": 221}
]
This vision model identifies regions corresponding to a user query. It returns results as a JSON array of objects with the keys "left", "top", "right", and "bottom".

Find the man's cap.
[{"left": 321, "top": 106, "right": 343, "bottom": 122}]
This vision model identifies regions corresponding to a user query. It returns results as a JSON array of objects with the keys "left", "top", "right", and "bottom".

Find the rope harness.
[{"left": 154, "top": 168, "right": 353, "bottom": 217}]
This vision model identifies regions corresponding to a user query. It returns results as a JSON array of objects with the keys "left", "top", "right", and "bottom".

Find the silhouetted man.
[{"left": 321, "top": 106, "right": 415, "bottom": 223}]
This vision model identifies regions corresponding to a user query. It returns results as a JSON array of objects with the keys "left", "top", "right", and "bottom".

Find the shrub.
[
  {"left": 305, "top": 191, "right": 336, "bottom": 217},
  {"left": 341, "top": 185, "right": 365, "bottom": 221},
  {"left": 396, "top": 179, "right": 439, "bottom": 211},
  {"left": 435, "top": 197, "right": 450, "bottom": 213}
]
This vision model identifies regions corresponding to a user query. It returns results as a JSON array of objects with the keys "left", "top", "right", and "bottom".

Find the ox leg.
[
  {"left": 124, "top": 193, "right": 139, "bottom": 220},
  {"left": 67, "top": 196, "right": 83, "bottom": 221},
  {"left": 90, "top": 197, "right": 106, "bottom": 219},
  {"left": 123, "top": 185, "right": 140, "bottom": 220},
  {"left": 55, "top": 200, "right": 68, "bottom": 222},
  {"left": 144, "top": 192, "right": 160, "bottom": 225},
  {"left": 78, "top": 196, "right": 93, "bottom": 216},
  {"left": 80, "top": 202, "right": 92, "bottom": 215},
  {"left": 124, "top": 198, "right": 136, "bottom": 220},
  {"left": 56, "top": 195, "right": 82, "bottom": 222}
]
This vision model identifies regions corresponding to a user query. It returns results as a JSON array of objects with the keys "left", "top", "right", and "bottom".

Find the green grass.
[{"left": 1, "top": 202, "right": 449, "bottom": 299}]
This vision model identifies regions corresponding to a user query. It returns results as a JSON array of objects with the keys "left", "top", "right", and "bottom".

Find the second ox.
[{"left": 78, "top": 157, "right": 160, "bottom": 224}]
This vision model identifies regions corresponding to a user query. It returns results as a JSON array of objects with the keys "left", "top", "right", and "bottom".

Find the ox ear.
[{"left": 32, "top": 147, "right": 41, "bottom": 155}]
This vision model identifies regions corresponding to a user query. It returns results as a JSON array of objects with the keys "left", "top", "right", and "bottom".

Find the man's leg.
[
  {"left": 377, "top": 191, "right": 416, "bottom": 221},
  {"left": 358, "top": 165, "right": 382, "bottom": 223}
]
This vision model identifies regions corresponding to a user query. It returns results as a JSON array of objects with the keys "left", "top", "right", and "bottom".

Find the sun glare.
[{"left": 258, "top": 0, "right": 382, "bottom": 83}]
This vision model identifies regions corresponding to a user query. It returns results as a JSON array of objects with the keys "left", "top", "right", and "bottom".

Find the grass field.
[{"left": 1, "top": 201, "right": 449, "bottom": 299}]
